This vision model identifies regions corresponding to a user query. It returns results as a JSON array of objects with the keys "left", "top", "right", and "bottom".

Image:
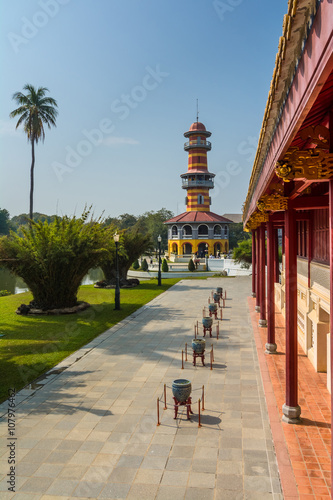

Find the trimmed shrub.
[
  {"left": 188, "top": 259, "right": 195, "bottom": 272},
  {"left": 162, "top": 258, "right": 169, "bottom": 272},
  {"left": 0, "top": 290, "right": 11, "bottom": 297},
  {"left": 132, "top": 259, "right": 140, "bottom": 270},
  {"left": 141, "top": 258, "right": 148, "bottom": 271}
]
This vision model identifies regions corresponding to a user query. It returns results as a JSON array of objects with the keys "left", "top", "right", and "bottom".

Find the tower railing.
[
  {"left": 184, "top": 140, "right": 211, "bottom": 151},
  {"left": 182, "top": 179, "right": 214, "bottom": 188}
]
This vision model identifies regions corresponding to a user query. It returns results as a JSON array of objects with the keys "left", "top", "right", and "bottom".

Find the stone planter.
[
  {"left": 172, "top": 379, "right": 192, "bottom": 403},
  {"left": 192, "top": 338, "right": 205, "bottom": 354},
  {"left": 213, "top": 292, "right": 220, "bottom": 302},
  {"left": 202, "top": 316, "right": 213, "bottom": 328},
  {"left": 209, "top": 303, "right": 217, "bottom": 313},
  {"left": 216, "top": 287, "right": 223, "bottom": 296}
]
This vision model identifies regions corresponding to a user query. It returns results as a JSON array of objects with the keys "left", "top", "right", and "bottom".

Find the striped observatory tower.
[
  {"left": 164, "top": 118, "right": 232, "bottom": 258},
  {"left": 182, "top": 121, "right": 214, "bottom": 211}
]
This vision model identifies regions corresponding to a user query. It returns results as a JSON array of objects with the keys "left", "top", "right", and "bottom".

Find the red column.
[
  {"left": 255, "top": 228, "right": 260, "bottom": 312},
  {"left": 259, "top": 224, "right": 267, "bottom": 327},
  {"left": 266, "top": 219, "right": 277, "bottom": 353},
  {"left": 329, "top": 179, "right": 333, "bottom": 490},
  {"left": 252, "top": 230, "right": 256, "bottom": 297},
  {"left": 273, "top": 227, "right": 280, "bottom": 283},
  {"left": 282, "top": 206, "right": 301, "bottom": 423}
]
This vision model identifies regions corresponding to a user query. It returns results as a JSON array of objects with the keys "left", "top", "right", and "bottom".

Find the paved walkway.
[{"left": 0, "top": 277, "right": 283, "bottom": 499}]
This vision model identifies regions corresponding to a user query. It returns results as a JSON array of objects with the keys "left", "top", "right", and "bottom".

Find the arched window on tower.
[
  {"left": 214, "top": 225, "right": 222, "bottom": 235},
  {"left": 172, "top": 226, "right": 178, "bottom": 237},
  {"left": 198, "top": 224, "right": 209, "bottom": 236},
  {"left": 198, "top": 194, "right": 204, "bottom": 205},
  {"left": 183, "top": 225, "right": 192, "bottom": 236}
]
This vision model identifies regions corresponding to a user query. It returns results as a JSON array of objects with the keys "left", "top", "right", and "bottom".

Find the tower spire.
[{"left": 196, "top": 99, "right": 199, "bottom": 122}]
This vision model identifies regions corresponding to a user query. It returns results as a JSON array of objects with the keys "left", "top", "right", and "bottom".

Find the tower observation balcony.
[
  {"left": 184, "top": 139, "right": 212, "bottom": 151},
  {"left": 181, "top": 178, "right": 214, "bottom": 189}
]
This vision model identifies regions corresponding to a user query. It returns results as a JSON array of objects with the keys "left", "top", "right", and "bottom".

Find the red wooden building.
[{"left": 243, "top": 0, "right": 333, "bottom": 489}]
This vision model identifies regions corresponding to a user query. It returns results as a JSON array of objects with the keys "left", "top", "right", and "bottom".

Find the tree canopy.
[
  {"left": 0, "top": 209, "right": 11, "bottom": 235},
  {"left": 228, "top": 222, "right": 251, "bottom": 249},
  {"left": 232, "top": 239, "right": 252, "bottom": 268}
]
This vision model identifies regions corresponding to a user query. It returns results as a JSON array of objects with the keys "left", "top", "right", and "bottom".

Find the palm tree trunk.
[{"left": 29, "top": 139, "right": 35, "bottom": 221}]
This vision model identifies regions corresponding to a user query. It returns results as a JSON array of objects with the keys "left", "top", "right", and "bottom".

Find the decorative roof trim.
[{"left": 243, "top": 0, "right": 319, "bottom": 222}]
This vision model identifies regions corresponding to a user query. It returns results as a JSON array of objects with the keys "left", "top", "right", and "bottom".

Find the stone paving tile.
[
  {"left": 155, "top": 485, "right": 186, "bottom": 500},
  {"left": 126, "top": 483, "right": 159, "bottom": 499},
  {"left": 0, "top": 278, "right": 284, "bottom": 499},
  {"left": 184, "top": 487, "right": 215, "bottom": 500}
]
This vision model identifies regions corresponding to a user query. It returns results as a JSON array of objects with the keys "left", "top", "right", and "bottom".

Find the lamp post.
[
  {"left": 157, "top": 235, "right": 162, "bottom": 286},
  {"left": 114, "top": 233, "right": 120, "bottom": 310}
]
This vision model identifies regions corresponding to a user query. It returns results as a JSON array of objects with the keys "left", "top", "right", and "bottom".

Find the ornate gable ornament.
[
  {"left": 244, "top": 211, "right": 269, "bottom": 232},
  {"left": 257, "top": 192, "right": 288, "bottom": 212},
  {"left": 275, "top": 147, "right": 333, "bottom": 182}
]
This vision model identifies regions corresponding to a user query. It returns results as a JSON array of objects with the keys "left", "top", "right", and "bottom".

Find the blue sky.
[{"left": 1, "top": 0, "right": 287, "bottom": 219}]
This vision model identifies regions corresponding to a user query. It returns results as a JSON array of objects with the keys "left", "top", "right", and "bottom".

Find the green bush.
[
  {"left": 188, "top": 259, "right": 195, "bottom": 272},
  {"left": 141, "top": 258, "right": 148, "bottom": 271},
  {"left": 162, "top": 258, "right": 169, "bottom": 272},
  {"left": 101, "top": 227, "right": 152, "bottom": 282},
  {"left": 0, "top": 209, "right": 108, "bottom": 309},
  {"left": 0, "top": 290, "right": 11, "bottom": 297},
  {"left": 132, "top": 259, "right": 140, "bottom": 270}
]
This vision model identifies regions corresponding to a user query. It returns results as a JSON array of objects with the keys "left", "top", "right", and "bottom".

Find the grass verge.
[{"left": 0, "top": 278, "right": 180, "bottom": 403}]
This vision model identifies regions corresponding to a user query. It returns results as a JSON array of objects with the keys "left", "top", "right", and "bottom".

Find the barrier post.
[
  {"left": 198, "top": 399, "right": 202, "bottom": 427},
  {"left": 157, "top": 397, "right": 160, "bottom": 426},
  {"left": 185, "top": 343, "right": 188, "bottom": 361},
  {"left": 164, "top": 384, "right": 167, "bottom": 410},
  {"left": 181, "top": 350, "right": 184, "bottom": 369},
  {"left": 216, "top": 322, "right": 219, "bottom": 340},
  {"left": 202, "top": 385, "right": 205, "bottom": 411}
]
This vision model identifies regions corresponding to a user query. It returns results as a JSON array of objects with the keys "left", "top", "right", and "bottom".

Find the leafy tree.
[
  {"left": 10, "top": 85, "right": 58, "bottom": 220},
  {"left": 0, "top": 209, "right": 11, "bottom": 235},
  {"left": 162, "top": 258, "right": 169, "bottom": 272},
  {"left": 11, "top": 212, "right": 57, "bottom": 232},
  {"left": 232, "top": 239, "right": 252, "bottom": 268},
  {"left": 101, "top": 228, "right": 152, "bottom": 282},
  {"left": 0, "top": 210, "right": 108, "bottom": 309},
  {"left": 137, "top": 208, "right": 173, "bottom": 250},
  {"left": 104, "top": 213, "right": 138, "bottom": 230},
  {"left": 228, "top": 222, "right": 251, "bottom": 249},
  {"left": 188, "top": 259, "right": 195, "bottom": 272}
]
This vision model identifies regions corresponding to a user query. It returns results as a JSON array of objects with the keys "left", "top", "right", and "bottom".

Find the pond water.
[{"left": 0, "top": 268, "right": 105, "bottom": 295}]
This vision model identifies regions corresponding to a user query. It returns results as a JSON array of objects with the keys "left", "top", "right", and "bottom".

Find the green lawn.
[{"left": 0, "top": 279, "right": 181, "bottom": 403}]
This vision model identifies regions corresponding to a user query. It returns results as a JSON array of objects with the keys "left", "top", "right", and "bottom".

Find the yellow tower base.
[{"left": 168, "top": 239, "right": 228, "bottom": 257}]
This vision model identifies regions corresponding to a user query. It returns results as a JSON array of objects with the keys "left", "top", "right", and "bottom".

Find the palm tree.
[{"left": 10, "top": 84, "right": 58, "bottom": 221}]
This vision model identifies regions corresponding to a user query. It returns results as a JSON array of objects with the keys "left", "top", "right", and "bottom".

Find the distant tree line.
[{"left": 0, "top": 208, "right": 174, "bottom": 250}]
